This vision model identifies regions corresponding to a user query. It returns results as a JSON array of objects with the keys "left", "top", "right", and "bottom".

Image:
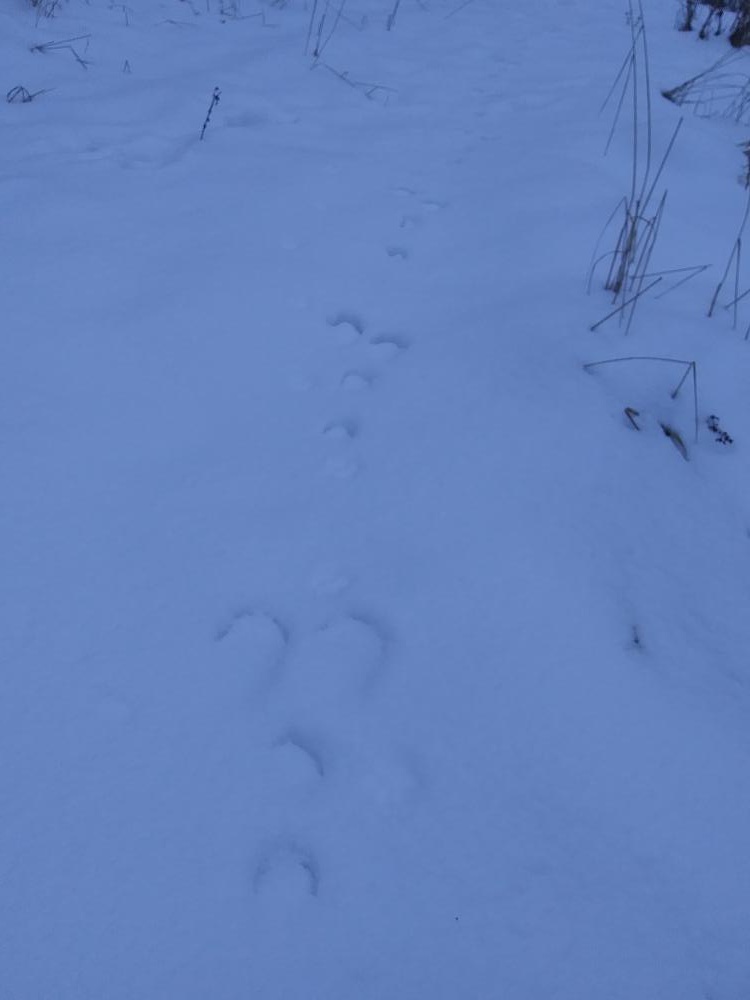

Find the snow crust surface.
[{"left": 2, "top": 0, "right": 750, "bottom": 997}]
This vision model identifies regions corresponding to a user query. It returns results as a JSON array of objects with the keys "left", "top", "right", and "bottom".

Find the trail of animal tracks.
[{"left": 2, "top": 0, "right": 750, "bottom": 997}]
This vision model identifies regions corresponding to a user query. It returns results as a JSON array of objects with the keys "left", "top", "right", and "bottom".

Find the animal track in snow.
[
  {"left": 326, "top": 311, "right": 365, "bottom": 344},
  {"left": 367, "top": 334, "right": 410, "bottom": 363},
  {"left": 341, "top": 370, "right": 373, "bottom": 392},
  {"left": 253, "top": 840, "right": 320, "bottom": 899},
  {"left": 322, "top": 417, "right": 360, "bottom": 441},
  {"left": 393, "top": 186, "right": 446, "bottom": 212},
  {"left": 323, "top": 455, "right": 361, "bottom": 480},
  {"left": 271, "top": 728, "right": 327, "bottom": 788},
  {"left": 286, "top": 613, "right": 390, "bottom": 712},
  {"left": 214, "top": 610, "right": 288, "bottom": 691}
]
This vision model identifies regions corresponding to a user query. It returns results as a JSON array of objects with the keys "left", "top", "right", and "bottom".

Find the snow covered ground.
[{"left": 2, "top": 0, "right": 750, "bottom": 996}]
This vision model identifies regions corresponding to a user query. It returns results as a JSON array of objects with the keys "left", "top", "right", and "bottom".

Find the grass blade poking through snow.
[
  {"left": 30, "top": 35, "right": 91, "bottom": 69},
  {"left": 387, "top": 0, "right": 402, "bottom": 32},
  {"left": 591, "top": 2, "right": 686, "bottom": 333},
  {"left": 305, "top": 0, "right": 320, "bottom": 55},
  {"left": 708, "top": 188, "right": 750, "bottom": 323},
  {"left": 583, "top": 356, "right": 699, "bottom": 443},
  {"left": 590, "top": 278, "right": 662, "bottom": 331},
  {"left": 200, "top": 86, "right": 221, "bottom": 141}
]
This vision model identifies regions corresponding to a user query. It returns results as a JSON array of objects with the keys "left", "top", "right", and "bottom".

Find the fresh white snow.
[{"left": 2, "top": 0, "right": 750, "bottom": 996}]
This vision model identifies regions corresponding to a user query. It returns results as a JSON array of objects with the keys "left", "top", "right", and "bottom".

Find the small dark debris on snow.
[
  {"left": 660, "top": 422, "right": 689, "bottom": 461},
  {"left": 6, "top": 86, "right": 33, "bottom": 103},
  {"left": 624, "top": 406, "right": 641, "bottom": 430},
  {"left": 707, "top": 414, "right": 734, "bottom": 444}
]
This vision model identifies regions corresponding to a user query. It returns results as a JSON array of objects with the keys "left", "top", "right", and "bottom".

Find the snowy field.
[{"left": 2, "top": 0, "right": 750, "bottom": 996}]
